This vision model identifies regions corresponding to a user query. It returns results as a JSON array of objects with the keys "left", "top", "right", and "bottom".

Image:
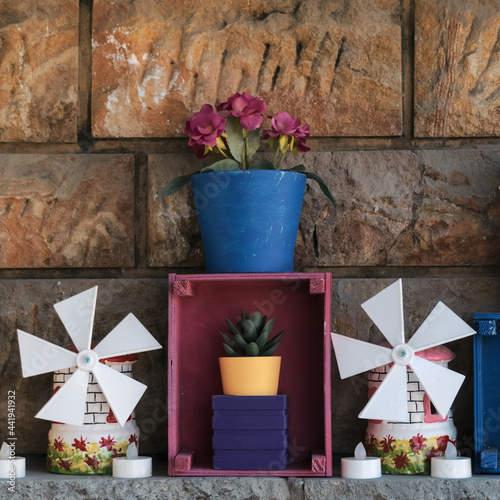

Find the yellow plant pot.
[{"left": 219, "top": 356, "right": 281, "bottom": 396}]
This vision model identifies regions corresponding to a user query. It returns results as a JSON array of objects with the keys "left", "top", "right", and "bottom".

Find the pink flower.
[
  {"left": 54, "top": 437, "right": 64, "bottom": 453},
  {"left": 58, "top": 457, "right": 72, "bottom": 472},
  {"left": 184, "top": 104, "right": 227, "bottom": 158},
  {"left": 394, "top": 451, "right": 410, "bottom": 470},
  {"left": 216, "top": 92, "right": 266, "bottom": 130},
  {"left": 99, "top": 434, "right": 116, "bottom": 451},
  {"left": 72, "top": 436, "right": 87, "bottom": 452},
  {"left": 262, "top": 112, "right": 310, "bottom": 153},
  {"left": 366, "top": 434, "right": 377, "bottom": 453},
  {"left": 85, "top": 455, "right": 100, "bottom": 470},
  {"left": 410, "top": 433, "right": 426, "bottom": 452},
  {"left": 380, "top": 435, "right": 395, "bottom": 453},
  {"left": 425, "top": 447, "right": 442, "bottom": 464},
  {"left": 437, "top": 435, "right": 454, "bottom": 452}
]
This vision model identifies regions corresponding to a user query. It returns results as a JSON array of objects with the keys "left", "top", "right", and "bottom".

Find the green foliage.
[{"left": 221, "top": 310, "right": 284, "bottom": 357}]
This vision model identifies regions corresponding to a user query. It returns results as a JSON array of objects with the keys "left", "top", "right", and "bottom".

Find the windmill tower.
[
  {"left": 17, "top": 287, "right": 162, "bottom": 474},
  {"left": 331, "top": 280, "right": 476, "bottom": 474}
]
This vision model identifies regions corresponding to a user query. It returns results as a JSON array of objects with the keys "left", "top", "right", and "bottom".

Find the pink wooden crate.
[{"left": 167, "top": 273, "right": 332, "bottom": 476}]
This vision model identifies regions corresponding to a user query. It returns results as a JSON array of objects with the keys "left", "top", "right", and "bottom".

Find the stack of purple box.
[{"left": 212, "top": 395, "right": 289, "bottom": 470}]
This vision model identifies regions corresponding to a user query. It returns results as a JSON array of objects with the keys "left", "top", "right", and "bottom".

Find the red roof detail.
[
  {"left": 63, "top": 342, "right": 139, "bottom": 363},
  {"left": 415, "top": 344, "right": 455, "bottom": 362}
]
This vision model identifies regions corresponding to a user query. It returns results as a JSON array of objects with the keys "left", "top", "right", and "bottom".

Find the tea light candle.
[
  {"left": 431, "top": 442, "right": 471, "bottom": 479},
  {"left": 112, "top": 443, "right": 152, "bottom": 478},
  {"left": 0, "top": 442, "right": 26, "bottom": 479},
  {"left": 341, "top": 442, "right": 381, "bottom": 479}
]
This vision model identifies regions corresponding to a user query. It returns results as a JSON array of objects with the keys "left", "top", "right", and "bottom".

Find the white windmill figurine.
[
  {"left": 17, "top": 286, "right": 162, "bottom": 474},
  {"left": 331, "top": 279, "right": 476, "bottom": 474}
]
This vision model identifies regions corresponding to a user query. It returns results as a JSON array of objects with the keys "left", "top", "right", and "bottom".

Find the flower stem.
[
  {"left": 216, "top": 146, "right": 229, "bottom": 159},
  {"left": 242, "top": 135, "right": 249, "bottom": 169},
  {"left": 275, "top": 150, "right": 287, "bottom": 169},
  {"left": 272, "top": 145, "right": 280, "bottom": 167}
]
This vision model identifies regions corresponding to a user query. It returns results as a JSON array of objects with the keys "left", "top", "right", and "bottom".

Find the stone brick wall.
[{"left": 0, "top": 0, "right": 498, "bottom": 458}]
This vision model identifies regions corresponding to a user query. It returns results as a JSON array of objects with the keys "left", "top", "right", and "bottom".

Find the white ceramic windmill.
[
  {"left": 331, "top": 280, "right": 476, "bottom": 474},
  {"left": 17, "top": 286, "right": 162, "bottom": 475}
]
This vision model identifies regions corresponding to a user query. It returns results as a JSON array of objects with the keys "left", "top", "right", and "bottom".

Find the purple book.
[
  {"left": 213, "top": 430, "right": 288, "bottom": 450},
  {"left": 213, "top": 450, "right": 288, "bottom": 470}
]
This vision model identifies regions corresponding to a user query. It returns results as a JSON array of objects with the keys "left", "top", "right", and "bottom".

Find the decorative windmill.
[
  {"left": 331, "top": 279, "right": 476, "bottom": 474},
  {"left": 17, "top": 286, "right": 162, "bottom": 474}
]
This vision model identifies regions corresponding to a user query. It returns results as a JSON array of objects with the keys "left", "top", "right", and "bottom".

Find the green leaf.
[
  {"left": 245, "top": 129, "right": 261, "bottom": 162},
  {"left": 250, "top": 311, "right": 262, "bottom": 324},
  {"left": 157, "top": 173, "right": 196, "bottom": 197},
  {"left": 259, "top": 317, "right": 275, "bottom": 339},
  {"left": 225, "top": 116, "right": 245, "bottom": 163},
  {"left": 201, "top": 159, "right": 239, "bottom": 172},
  {"left": 225, "top": 318, "right": 240, "bottom": 338},
  {"left": 289, "top": 164, "right": 306, "bottom": 172},
  {"left": 303, "top": 171, "right": 336, "bottom": 206},
  {"left": 250, "top": 159, "right": 276, "bottom": 170},
  {"left": 220, "top": 332, "right": 237, "bottom": 349},
  {"left": 255, "top": 327, "right": 271, "bottom": 349},
  {"left": 233, "top": 333, "right": 248, "bottom": 351},
  {"left": 261, "top": 343, "right": 280, "bottom": 356},
  {"left": 241, "top": 319, "right": 257, "bottom": 342},
  {"left": 263, "top": 330, "right": 284, "bottom": 350},
  {"left": 246, "top": 342, "right": 260, "bottom": 356},
  {"left": 222, "top": 343, "right": 242, "bottom": 357}
]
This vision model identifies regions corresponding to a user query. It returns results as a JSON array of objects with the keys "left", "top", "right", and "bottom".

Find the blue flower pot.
[{"left": 191, "top": 170, "right": 306, "bottom": 273}]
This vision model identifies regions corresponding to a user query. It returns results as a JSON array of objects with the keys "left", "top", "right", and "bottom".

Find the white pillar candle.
[
  {"left": 112, "top": 443, "right": 152, "bottom": 479},
  {"left": 0, "top": 442, "right": 26, "bottom": 479},
  {"left": 341, "top": 442, "right": 382, "bottom": 479},
  {"left": 431, "top": 442, "right": 472, "bottom": 479}
]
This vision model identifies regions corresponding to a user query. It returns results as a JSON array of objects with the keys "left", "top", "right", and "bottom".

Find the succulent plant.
[{"left": 220, "top": 310, "right": 284, "bottom": 357}]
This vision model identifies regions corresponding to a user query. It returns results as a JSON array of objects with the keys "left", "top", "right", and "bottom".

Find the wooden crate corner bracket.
[
  {"left": 173, "top": 280, "right": 195, "bottom": 297},
  {"left": 311, "top": 450, "right": 326, "bottom": 473},
  {"left": 175, "top": 450, "right": 195, "bottom": 473},
  {"left": 309, "top": 278, "right": 325, "bottom": 295}
]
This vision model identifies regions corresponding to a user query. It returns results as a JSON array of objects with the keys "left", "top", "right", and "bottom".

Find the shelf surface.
[{"left": 3, "top": 455, "right": 500, "bottom": 500}]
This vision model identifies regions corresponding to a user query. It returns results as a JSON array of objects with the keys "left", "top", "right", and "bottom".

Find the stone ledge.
[{"left": 2, "top": 456, "right": 500, "bottom": 500}]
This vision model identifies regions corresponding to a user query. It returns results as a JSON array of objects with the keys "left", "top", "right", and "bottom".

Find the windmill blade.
[
  {"left": 35, "top": 369, "right": 89, "bottom": 425},
  {"left": 358, "top": 364, "right": 409, "bottom": 421},
  {"left": 17, "top": 330, "right": 77, "bottom": 377},
  {"left": 92, "top": 362, "right": 147, "bottom": 427},
  {"left": 54, "top": 286, "right": 97, "bottom": 352},
  {"left": 408, "top": 301, "right": 476, "bottom": 352},
  {"left": 93, "top": 313, "right": 162, "bottom": 359},
  {"left": 331, "top": 333, "right": 392, "bottom": 378},
  {"left": 361, "top": 279, "right": 405, "bottom": 347},
  {"left": 410, "top": 355, "right": 465, "bottom": 419}
]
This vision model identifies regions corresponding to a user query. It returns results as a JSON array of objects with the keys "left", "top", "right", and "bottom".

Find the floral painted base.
[
  {"left": 366, "top": 432, "right": 456, "bottom": 474},
  {"left": 47, "top": 422, "right": 140, "bottom": 474}
]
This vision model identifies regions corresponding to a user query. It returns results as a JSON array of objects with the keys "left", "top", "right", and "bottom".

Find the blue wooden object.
[
  {"left": 212, "top": 395, "right": 289, "bottom": 470},
  {"left": 212, "top": 414, "right": 289, "bottom": 430},
  {"left": 473, "top": 312, "right": 500, "bottom": 474},
  {"left": 191, "top": 171, "right": 306, "bottom": 273},
  {"left": 213, "top": 430, "right": 288, "bottom": 450},
  {"left": 212, "top": 395, "right": 288, "bottom": 410},
  {"left": 213, "top": 450, "right": 289, "bottom": 470}
]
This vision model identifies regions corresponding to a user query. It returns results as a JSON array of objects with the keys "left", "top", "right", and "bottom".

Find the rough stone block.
[
  {"left": 297, "top": 148, "right": 500, "bottom": 267},
  {"left": 92, "top": 0, "right": 402, "bottom": 138},
  {"left": 148, "top": 149, "right": 500, "bottom": 268},
  {"left": 0, "top": 1, "right": 79, "bottom": 142},
  {"left": 414, "top": 0, "right": 500, "bottom": 137},
  {"left": 0, "top": 279, "right": 168, "bottom": 454},
  {"left": 147, "top": 154, "right": 204, "bottom": 268},
  {"left": 0, "top": 154, "right": 135, "bottom": 268}
]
